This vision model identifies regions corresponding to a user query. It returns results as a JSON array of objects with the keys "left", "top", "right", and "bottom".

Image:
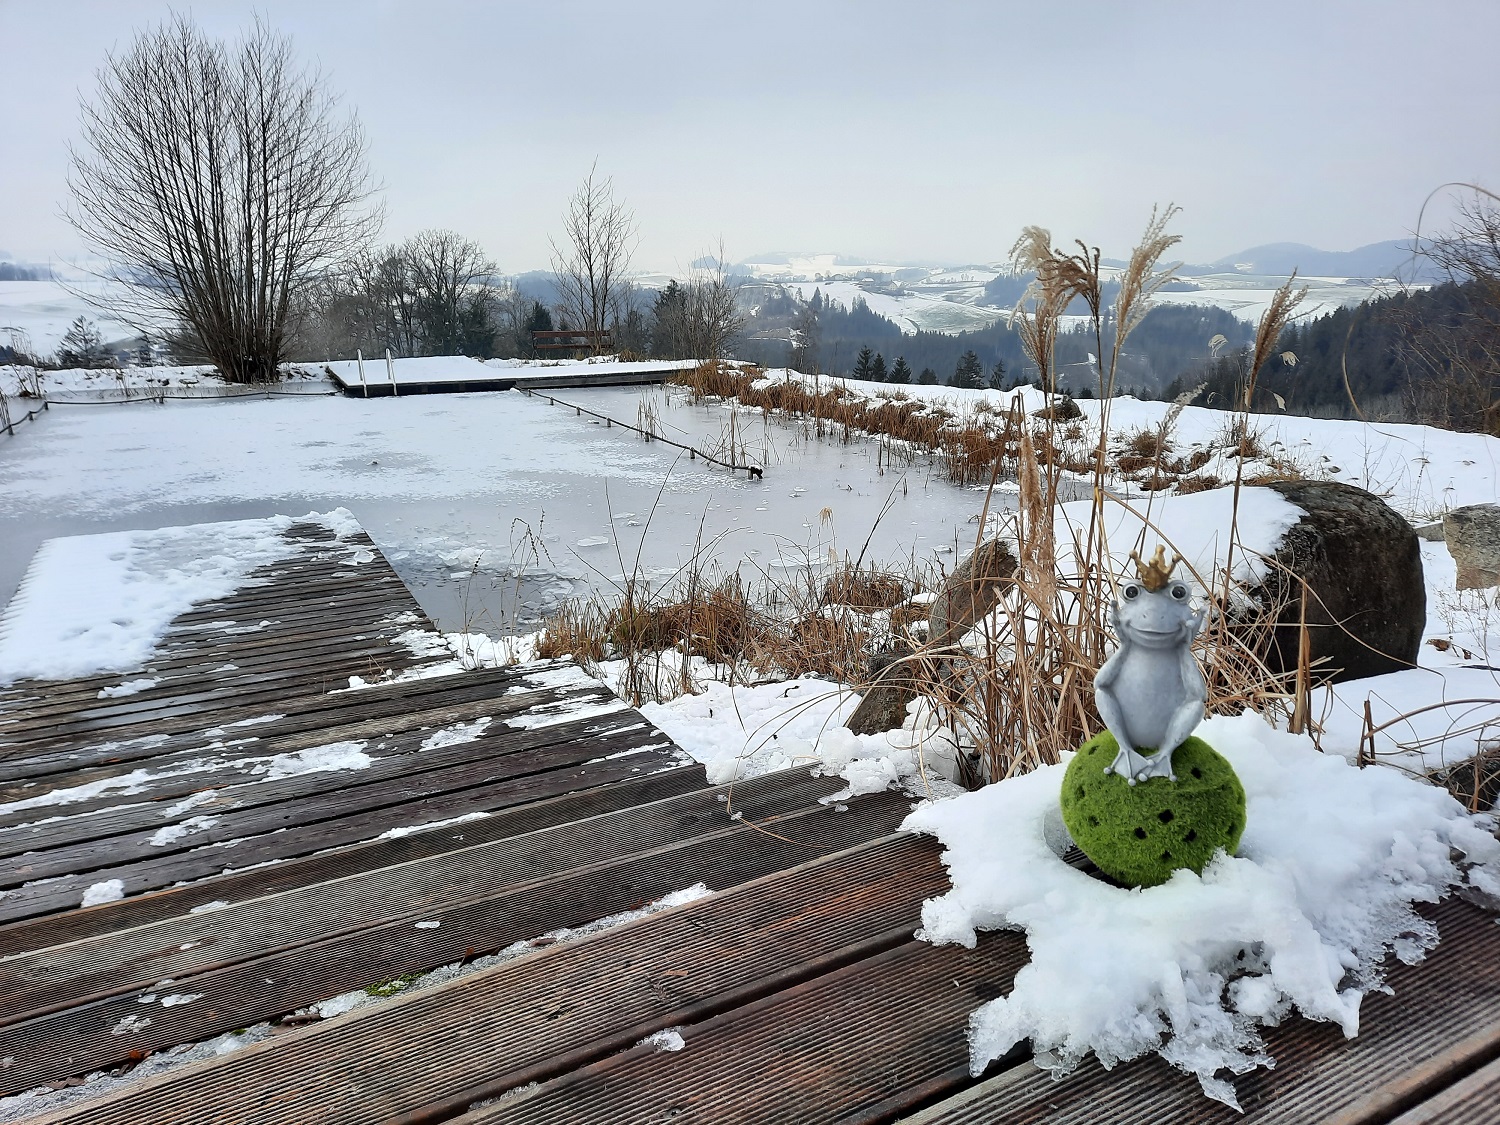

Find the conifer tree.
[
  {"left": 917, "top": 366, "right": 938, "bottom": 385},
  {"left": 852, "top": 345, "right": 874, "bottom": 380},
  {"left": 950, "top": 349, "right": 983, "bottom": 388},
  {"left": 57, "top": 316, "right": 112, "bottom": 369},
  {"left": 988, "top": 358, "right": 1007, "bottom": 390},
  {"left": 870, "top": 353, "right": 887, "bottom": 382},
  {"left": 889, "top": 356, "right": 912, "bottom": 384}
]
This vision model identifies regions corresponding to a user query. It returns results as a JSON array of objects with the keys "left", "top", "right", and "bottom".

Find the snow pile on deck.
[
  {"left": 641, "top": 674, "right": 960, "bottom": 798},
  {"left": 0, "top": 509, "right": 362, "bottom": 684},
  {"left": 904, "top": 711, "right": 1500, "bottom": 1108}
]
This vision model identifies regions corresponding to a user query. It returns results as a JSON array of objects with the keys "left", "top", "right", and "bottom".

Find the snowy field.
[
  {"left": 0, "top": 267, "right": 1418, "bottom": 363},
  {"left": 0, "top": 279, "right": 136, "bottom": 353},
  {"left": 766, "top": 266, "right": 1414, "bottom": 335}
]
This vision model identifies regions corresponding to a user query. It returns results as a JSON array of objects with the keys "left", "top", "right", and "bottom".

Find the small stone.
[{"left": 1444, "top": 503, "right": 1500, "bottom": 590}]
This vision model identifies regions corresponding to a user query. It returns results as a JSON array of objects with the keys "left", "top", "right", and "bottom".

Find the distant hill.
[{"left": 1181, "top": 240, "right": 1441, "bottom": 282}]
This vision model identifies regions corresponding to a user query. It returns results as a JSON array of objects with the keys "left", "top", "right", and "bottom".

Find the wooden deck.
[{"left": 1, "top": 518, "right": 1498, "bottom": 1122}]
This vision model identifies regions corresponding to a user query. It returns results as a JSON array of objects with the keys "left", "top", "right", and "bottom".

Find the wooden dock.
[
  {"left": 0, "top": 518, "right": 1497, "bottom": 1122},
  {"left": 321, "top": 356, "right": 698, "bottom": 397}
]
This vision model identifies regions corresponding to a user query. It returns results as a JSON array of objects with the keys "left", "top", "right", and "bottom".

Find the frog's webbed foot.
[
  {"left": 1133, "top": 747, "right": 1177, "bottom": 783},
  {"left": 1104, "top": 744, "right": 1154, "bottom": 786}
]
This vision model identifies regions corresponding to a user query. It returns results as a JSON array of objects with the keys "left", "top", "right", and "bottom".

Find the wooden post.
[
  {"left": 386, "top": 349, "right": 398, "bottom": 397},
  {"left": 357, "top": 350, "right": 368, "bottom": 397}
]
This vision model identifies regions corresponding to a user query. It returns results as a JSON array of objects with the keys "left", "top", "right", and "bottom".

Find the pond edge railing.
[
  {"left": 2, "top": 398, "right": 48, "bottom": 438},
  {"left": 523, "top": 387, "right": 764, "bottom": 479}
]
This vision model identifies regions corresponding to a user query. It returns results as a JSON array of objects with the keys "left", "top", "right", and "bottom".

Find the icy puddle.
[{"left": 0, "top": 384, "right": 1009, "bottom": 631}]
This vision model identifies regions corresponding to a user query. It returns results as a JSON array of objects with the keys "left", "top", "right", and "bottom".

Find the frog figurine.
[{"left": 1094, "top": 546, "right": 1207, "bottom": 785}]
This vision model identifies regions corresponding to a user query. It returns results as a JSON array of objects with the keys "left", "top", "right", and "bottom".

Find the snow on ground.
[
  {"left": 0, "top": 379, "right": 1001, "bottom": 635},
  {"left": 638, "top": 672, "right": 960, "bottom": 798},
  {"left": 753, "top": 371, "right": 1500, "bottom": 519},
  {"left": 905, "top": 712, "right": 1500, "bottom": 1109},
  {"left": 0, "top": 511, "right": 363, "bottom": 683},
  {"left": 758, "top": 266, "right": 1411, "bottom": 336},
  {"left": 0, "top": 280, "right": 135, "bottom": 354},
  {"left": 1058, "top": 485, "right": 1306, "bottom": 588}
]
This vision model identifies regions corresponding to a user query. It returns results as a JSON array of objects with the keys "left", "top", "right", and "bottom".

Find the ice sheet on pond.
[{"left": 0, "top": 385, "right": 1014, "bottom": 633}]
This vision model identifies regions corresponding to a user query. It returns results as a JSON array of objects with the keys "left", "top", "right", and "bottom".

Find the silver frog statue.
[{"left": 1094, "top": 546, "right": 1207, "bottom": 785}]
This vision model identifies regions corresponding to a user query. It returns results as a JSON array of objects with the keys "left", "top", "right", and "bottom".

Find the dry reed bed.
[{"left": 538, "top": 211, "right": 1475, "bottom": 795}]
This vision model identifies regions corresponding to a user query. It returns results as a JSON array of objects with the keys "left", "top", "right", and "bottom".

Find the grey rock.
[
  {"left": 928, "top": 538, "right": 1020, "bottom": 651},
  {"left": 1444, "top": 504, "right": 1500, "bottom": 590},
  {"left": 844, "top": 645, "right": 918, "bottom": 737},
  {"left": 844, "top": 537, "right": 1018, "bottom": 737},
  {"left": 1250, "top": 480, "right": 1425, "bottom": 683},
  {"left": 1413, "top": 520, "right": 1446, "bottom": 542}
]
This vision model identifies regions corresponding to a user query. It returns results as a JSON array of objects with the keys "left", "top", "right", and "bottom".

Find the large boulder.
[
  {"left": 1443, "top": 503, "right": 1500, "bottom": 590},
  {"left": 845, "top": 537, "right": 1018, "bottom": 735},
  {"left": 1251, "top": 480, "right": 1424, "bottom": 683}
]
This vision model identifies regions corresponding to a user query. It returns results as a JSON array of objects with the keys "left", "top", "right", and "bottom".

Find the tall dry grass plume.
[{"left": 918, "top": 208, "right": 1298, "bottom": 783}]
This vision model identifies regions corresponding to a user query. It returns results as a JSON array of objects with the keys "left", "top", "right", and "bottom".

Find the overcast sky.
[{"left": 4, "top": 0, "right": 1500, "bottom": 274}]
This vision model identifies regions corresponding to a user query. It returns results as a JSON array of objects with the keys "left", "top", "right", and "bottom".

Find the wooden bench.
[{"left": 532, "top": 329, "right": 613, "bottom": 355}]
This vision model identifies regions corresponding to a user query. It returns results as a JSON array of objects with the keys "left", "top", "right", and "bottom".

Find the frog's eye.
[
  {"left": 1121, "top": 582, "right": 1141, "bottom": 600},
  {"left": 1170, "top": 583, "right": 1188, "bottom": 600}
]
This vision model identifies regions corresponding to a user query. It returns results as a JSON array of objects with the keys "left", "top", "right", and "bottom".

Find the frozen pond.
[{"left": 0, "top": 384, "right": 1012, "bottom": 633}]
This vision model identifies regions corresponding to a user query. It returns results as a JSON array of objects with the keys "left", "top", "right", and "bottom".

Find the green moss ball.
[{"left": 1059, "top": 732, "right": 1246, "bottom": 888}]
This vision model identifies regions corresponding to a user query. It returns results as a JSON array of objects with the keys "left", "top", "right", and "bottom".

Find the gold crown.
[{"left": 1129, "top": 545, "right": 1179, "bottom": 592}]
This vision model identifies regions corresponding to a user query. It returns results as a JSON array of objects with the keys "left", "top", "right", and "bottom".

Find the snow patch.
[
  {"left": 639, "top": 1028, "right": 686, "bottom": 1053},
  {"left": 250, "top": 741, "right": 371, "bottom": 781},
  {"left": 97, "top": 678, "right": 160, "bottom": 699},
  {"left": 903, "top": 711, "right": 1500, "bottom": 1108},
  {"left": 81, "top": 880, "right": 125, "bottom": 907},
  {"left": 313, "top": 991, "right": 367, "bottom": 1019},
  {"left": 148, "top": 815, "right": 218, "bottom": 847},
  {"left": 418, "top": 718, "right": 492, "bottom": 751},
  {"left": 376, "top": 812, "right": 490, "bottom": 840},
  {"left": 110, "top": 1014, "right": 152, "bottom": 1036}
]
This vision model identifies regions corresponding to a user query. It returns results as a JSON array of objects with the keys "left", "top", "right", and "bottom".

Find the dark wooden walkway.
[{"left": 0, "top": 518, "right": 1497, "bottom": 1123}]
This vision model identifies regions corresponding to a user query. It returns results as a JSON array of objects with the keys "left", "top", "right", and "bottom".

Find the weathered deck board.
[
  {"left": 0, "top": 791, "right": 909, "bottom": 1094},
  {"left": 0, "top": 765, "right": 707, "bottom": 955},
  {"left": 1385, "top": 1054, "right": 1500, "bottom": 1125},
  {"left": 0, "top": 524, "right": 454, "bottom": 753},
  {"left": 0, "top": 686, "right": 638, "bottom": 851},
  {"left": 19, "top": 835, "right": 949, "bottom": 1125},
  {"left": 1, "top": 768, "right": 847, "bottom": 1022}
]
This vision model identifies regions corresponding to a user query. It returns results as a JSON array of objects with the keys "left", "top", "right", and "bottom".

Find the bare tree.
[
  {"left": 66, "top": 15, "right": 380, "bottom": 383},
  {"left": 403, "top": 230, "right": 499, "bottom": 356},
  {"left": 295, "top": 231, "right": 504, "bottom": 359},
  {"left": 681, "top": 244, "right": 745, "bottom": 362},
  {"left": 550, "top": 164, "right": 637, "bottom": 353}
]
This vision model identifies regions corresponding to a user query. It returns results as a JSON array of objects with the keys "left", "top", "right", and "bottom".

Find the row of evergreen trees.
[
  {"left": 847, "top": 345, "right": 1009, "bottom": 389},
  {"left": 1178, "top": 278, "right": 1499, "bottom": 431}
]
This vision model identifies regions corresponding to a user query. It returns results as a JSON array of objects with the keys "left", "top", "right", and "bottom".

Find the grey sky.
[{"left": 4, "top": 0, "right": 1499, "bottom": 274}]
